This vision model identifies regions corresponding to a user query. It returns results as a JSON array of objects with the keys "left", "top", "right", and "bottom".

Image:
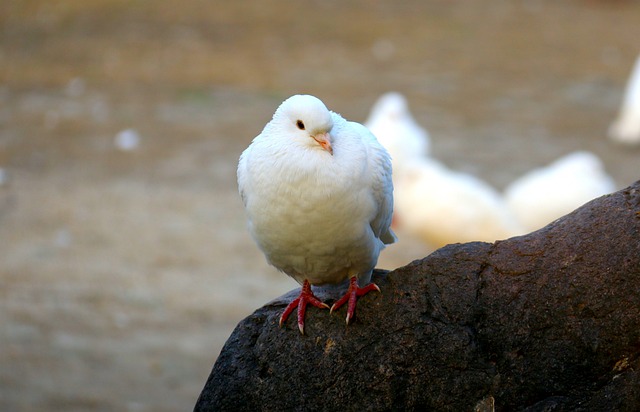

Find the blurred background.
[{"left": 1, "top": 1, "right": 638, "bottom": 410}]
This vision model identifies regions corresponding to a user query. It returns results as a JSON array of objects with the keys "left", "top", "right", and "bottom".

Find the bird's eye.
[{"left": 296, "top": 120, "right": 305, "bottom": 130}]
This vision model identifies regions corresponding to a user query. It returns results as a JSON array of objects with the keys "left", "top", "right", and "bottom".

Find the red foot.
[
  {"left": 330, "top": 276, "right": 381, "bottom": 324},
  {"left": 279, "top": 279, "right": 329, "bottom": 335}
]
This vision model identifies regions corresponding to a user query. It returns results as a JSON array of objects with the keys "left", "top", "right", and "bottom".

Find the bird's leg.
[
  {"left": 279, "top": 279, "right": 329, "bottom": 335},
  {"left": 330, "top": 276, "right": 380, "bottom": 325}
]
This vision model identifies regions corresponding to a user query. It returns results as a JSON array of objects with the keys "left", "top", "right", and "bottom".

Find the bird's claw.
[
  {"left": 279, "top": 280, "right": 329, "bottom": 335},
  {"left": 330, "top": 277, "right": 381, "bottom": 325}
]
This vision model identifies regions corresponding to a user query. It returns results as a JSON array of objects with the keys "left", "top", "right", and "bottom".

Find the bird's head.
[
  {"left": 274, "top": 95, "right": 334, "bottom": 155},
  {"left": 368, "top": 92, "right": 409, "bottom": 123}
]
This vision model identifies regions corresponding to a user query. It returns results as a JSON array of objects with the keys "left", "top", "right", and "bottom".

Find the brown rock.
[{"left": 195, "top": 181, "right": 640, "bottom": 411}]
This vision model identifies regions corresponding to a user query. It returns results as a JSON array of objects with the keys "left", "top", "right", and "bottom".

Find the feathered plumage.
[{"left": 238, "top": 94, "right": 395, "bottom": 333}]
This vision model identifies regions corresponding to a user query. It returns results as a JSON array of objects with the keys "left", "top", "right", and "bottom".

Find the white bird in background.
[
  {"left": 365, "top": 92, "right": 431, "bottom": 174},
  {"left": 365, "top": 92, "right": 523, "bottom": 247},
  {"left": 393, "top": 158, "right": 524, "bottom": 248},
  {"left": 237, "top": 94, "right": 396, "bottom": 334},
  {"left": 608, "top": 54, "right": 640, "bottom": 145},
  {"left": 504, "top": 151, "right": 616, "bottom": 232}
]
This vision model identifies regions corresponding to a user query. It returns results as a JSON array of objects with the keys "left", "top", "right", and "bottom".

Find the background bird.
[
  {"left": 365, "top": 92, "right": 431, "bottom": 174},
  {"left": 237, "top": 94, "right": 396, "bottom": 334},
  {"left": 393, "top": 158, "right": 523, "bottom": 248},
  {"left": 504, "top": 151, "right": 616, "bottom": 232},
  {"left": 608, "top": 54, "right": 640, "bottom": 145},
  {"left": 365, "top": 92, "right": 523, "bottom": 248}
]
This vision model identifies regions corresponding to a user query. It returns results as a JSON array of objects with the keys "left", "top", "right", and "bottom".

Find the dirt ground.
[{"left": 1, "top": 1, "right": 639, "bottom": 411}]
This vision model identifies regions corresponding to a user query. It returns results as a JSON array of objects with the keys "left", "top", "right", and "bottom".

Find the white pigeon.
[
  {"left": 504, "top": 151, "right": 616, "bottom": 232},
  {"left": 394, "top": 158, "right": 523, "bottom": 248},
  {"left": 237, "top": 94, "right": 396, "bottom": 334},
  {"left": 608, "top": 54, "right": 640, "bottom": 145},
  {"left": 365, "top": 92, "right": 430, "bottom": 173}
]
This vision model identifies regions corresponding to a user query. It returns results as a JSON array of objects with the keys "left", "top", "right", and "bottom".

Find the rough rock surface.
[{"left": 195, "top": 181, "right": 640, "bottom": 412}]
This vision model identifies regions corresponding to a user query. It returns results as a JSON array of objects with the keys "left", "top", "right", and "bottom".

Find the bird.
[
  {"left": 364, "top": 92, "right": 522, "bottom": 247},
  {"left": 237, "top": 94, "right": 396, "bottom": 334},
  {"left": 393, "top": 157, "right": 523, "bottom": 248},
  {"left": 364, "top": 92, "right": 431, "bottom": 174},
  {"left": 504, "top": 151, "right": 616, "bottom": 232},
  {"left": 608, "top": 54, "right": 640, "bottom": 145}
]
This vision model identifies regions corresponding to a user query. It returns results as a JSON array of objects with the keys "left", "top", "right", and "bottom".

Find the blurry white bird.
[
  {"left": 365, "top": 92, "right": 430, "bottom": 173},
  {"left": 504, "top": 151, "right": 616, "bottom": 232},
  {"left": 608, "top": 55, "right": 640, "bottom": 145},
  {"left": 237, "top": 94, "right": 396, "bottom": 334},
  {"left": 394, "top": 158, "right": 523, "bottom": 248},
  {"left": 365, "top": 92, "right": 522, "bottom": 247}
]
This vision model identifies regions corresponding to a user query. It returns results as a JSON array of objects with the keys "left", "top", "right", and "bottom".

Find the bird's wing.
[
  {"left": 353, "top": 122, "right": 397, "bottom": 245},
  {"left": 237, "top": 145, "right": 252, "bottom": 208}
]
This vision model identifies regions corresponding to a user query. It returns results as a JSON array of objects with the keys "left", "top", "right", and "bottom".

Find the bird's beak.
[{"left": 312, "top": 132, "right": 333, "bottom": 155}]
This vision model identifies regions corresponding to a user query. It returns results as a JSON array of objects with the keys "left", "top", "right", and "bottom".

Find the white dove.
[
  {"left": 608, "top": 54, "right": 640, "bottom": 145},
  {"left": 365, "top": 92, "right": 431, "bottom": 172},
  {"left": 237, "top": 94, "right": 396, "bottom": 334},
  {"left": 394, "top": 158, "right": 523, "bottom": 247},
  {"left": 504, "top": 151, "right": 616, "bottom": 232}
]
